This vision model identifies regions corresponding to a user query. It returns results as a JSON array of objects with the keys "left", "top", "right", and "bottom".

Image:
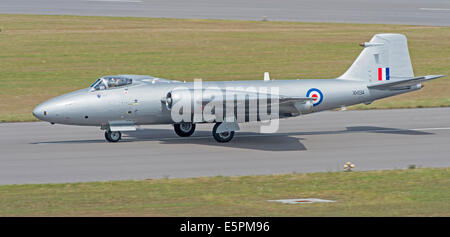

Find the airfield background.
[{"left": 0, "top": 0, "right": 448, "bottom": 218}]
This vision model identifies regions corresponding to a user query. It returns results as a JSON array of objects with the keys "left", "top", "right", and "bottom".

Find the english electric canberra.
[{"left": 33, "top": 34, "right": 444, "bottom": 143}]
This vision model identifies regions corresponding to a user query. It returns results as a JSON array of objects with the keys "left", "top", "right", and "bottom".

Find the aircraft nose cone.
[
  {"left": 32, "top": 88, "right": 89, "bottom": 123},
  {"left": 32, "top": 103, "right": 47, "bottom": 120}
]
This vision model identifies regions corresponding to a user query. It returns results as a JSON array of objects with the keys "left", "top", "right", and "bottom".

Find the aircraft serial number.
[{"left": 352, "top": 90, "right": 365, "bottom": 95}]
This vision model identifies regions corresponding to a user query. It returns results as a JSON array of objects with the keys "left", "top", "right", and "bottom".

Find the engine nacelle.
[
  {"left": 294, "top": 100, "right": 313, "bottom": 114},
  {"left": 164, "top": 89, "right": 198, "bottom": 111}
]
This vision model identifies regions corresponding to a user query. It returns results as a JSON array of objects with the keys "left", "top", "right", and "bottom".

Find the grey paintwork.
[
  {"left": 33, "top": 78, "right": 406, "bottom": 126},
  {"left": 32, "top": 34, "right": 443, "bottom": 136}
]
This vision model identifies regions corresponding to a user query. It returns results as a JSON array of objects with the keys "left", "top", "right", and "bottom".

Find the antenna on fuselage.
[{"left": 264, "top": 72, "right": 270, "bottom": 81}]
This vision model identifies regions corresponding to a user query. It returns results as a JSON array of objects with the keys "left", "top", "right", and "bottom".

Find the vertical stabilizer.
[{"left": 338, "top": 34, "right": 414, "bottom": 82}]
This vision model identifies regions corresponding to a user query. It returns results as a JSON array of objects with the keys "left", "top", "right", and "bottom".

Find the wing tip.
[{"left": 424, "top": 75, "right": 446, "bottom": 80}]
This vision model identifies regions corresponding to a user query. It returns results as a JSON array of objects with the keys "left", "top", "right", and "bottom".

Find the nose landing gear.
[{"left": 105, "top": 130, "right": 122, "bottom": 142}]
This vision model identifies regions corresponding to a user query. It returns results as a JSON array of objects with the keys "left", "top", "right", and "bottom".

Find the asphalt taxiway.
[
  {"left": 0, "top": 0, "right": 449, "bottom": 26},
  {"left": 0, "top": 107, "right": 449, "bottom": 185}
]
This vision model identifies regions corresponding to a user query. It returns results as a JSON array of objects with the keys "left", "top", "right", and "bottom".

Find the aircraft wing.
[
  {"left": 196, "top": 90, "right": 315, "bottom": 117},
  {"left": 198, "top": 90, "right": 313, "bottom": 105},
  {"left": 367, "top": 75, "right": 445, "bottom": 90},
  {"left": 164, "top": 89, "right": 316, "bottom": 118},
  {"left": 278, "top": 96, "right": 316, "bottom": 117},
  {"left": 279, "top": 96, "right": 314, "bottom": 104}
]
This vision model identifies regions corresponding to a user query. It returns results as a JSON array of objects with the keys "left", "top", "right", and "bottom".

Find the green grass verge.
[
  {"left": 0, "top": 168, "right": 448, "bottom": 216},
  {"left": 0, "top": 14, "right": 449, "bottom": 122}
]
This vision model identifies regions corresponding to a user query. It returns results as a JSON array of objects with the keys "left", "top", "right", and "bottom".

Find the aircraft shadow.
[
  {"left": 31, "top": 125, "right": 432, "bottom": 152},
  {"left": 122, "top": 129, "right": 305, "bottom": 151},
  {"left": 125, "top": 125, "right": 432, "bottom": 151},
  {"left": 344, "top": 126, "right": 431, "bottom": 135}
]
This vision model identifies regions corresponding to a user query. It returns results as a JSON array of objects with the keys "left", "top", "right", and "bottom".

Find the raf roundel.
[{"left": 306, "top": 88, "right": 323, "bottom": 106}]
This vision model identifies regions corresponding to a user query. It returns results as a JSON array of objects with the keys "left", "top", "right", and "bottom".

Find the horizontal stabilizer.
[{"left": 368, "top": 75, "right": 445, "bottom": 90}]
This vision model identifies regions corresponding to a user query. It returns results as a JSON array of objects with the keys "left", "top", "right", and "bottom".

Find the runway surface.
[
  {"left": 0, "top": 107, "right": 449, "bottom": 185},
  {"left": 1, "top": 0, "right": 449, "bottom": 26}
]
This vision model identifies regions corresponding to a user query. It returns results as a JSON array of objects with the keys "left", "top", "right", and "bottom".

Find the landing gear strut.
[
  {"left": 212, "top": 122, "right": 235, "bottom": 143},
  {"left": 105, "top": 130, "right": 121, "bottom": 142},
  {"left": 174, "top": 122, "right": 196, "bottom": 137}
]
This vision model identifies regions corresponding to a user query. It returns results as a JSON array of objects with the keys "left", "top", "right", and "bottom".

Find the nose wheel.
[
  {"left": 105, "top": 130, "right": 122, "bottom": 142},
  {"left": 174, "top": 122, "right": 196, "bottom": 137},
  {"left": 212, "top": 123, "right": 235, "bottom": 143}
]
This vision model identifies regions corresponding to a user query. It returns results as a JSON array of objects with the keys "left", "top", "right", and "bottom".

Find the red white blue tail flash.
[{"left": 378, "top": 67, "right": 390, "bottom": 81}]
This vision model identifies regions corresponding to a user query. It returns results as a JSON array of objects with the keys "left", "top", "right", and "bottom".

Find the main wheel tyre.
[
  {"left": 174, "top": 123, "right": 196, "bottom": 137},
  {"left": 212, "top": 123, "right": 235, "bottom": 143},
  {"left": 105, "top": 131, "right": 121, "bottom": 142}
]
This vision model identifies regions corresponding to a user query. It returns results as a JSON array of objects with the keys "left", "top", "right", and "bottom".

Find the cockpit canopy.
[
  {"left": 89, "top": 75, "right": 179, "bottom": 91},
  {"left": 90, "top": 76, "right": 133, "bottom": 91}
]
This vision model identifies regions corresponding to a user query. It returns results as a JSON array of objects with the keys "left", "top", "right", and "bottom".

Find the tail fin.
[{"left": 338, "top": 34, "right": 414, "bottom": 82}]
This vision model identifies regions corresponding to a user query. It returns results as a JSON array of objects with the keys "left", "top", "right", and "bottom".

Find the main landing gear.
[
  {"left": 174, "top": 122, "right": 236, "bottom": 143},
  {"left": 212, "top": 122, "right": 235, "bottom": 143},
  {"left": 174, "top": 122, "right": 196, "bottom": 137},
  {"left": 105, "top": 130, "right": 121, "bottom": 142}
]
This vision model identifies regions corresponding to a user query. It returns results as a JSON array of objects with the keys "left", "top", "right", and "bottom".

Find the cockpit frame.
[{"left": 89, "top": 76, "right": 133, "bottom": 91}]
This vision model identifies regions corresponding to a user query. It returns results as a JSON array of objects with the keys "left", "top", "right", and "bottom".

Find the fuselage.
[{"left": 32, "top": 77, "right": 418, "bottom": 127}]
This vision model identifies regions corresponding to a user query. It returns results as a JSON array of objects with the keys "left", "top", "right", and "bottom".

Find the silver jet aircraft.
[{"left": 33, "top": 34, "right": 444, "bottom": 143}]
